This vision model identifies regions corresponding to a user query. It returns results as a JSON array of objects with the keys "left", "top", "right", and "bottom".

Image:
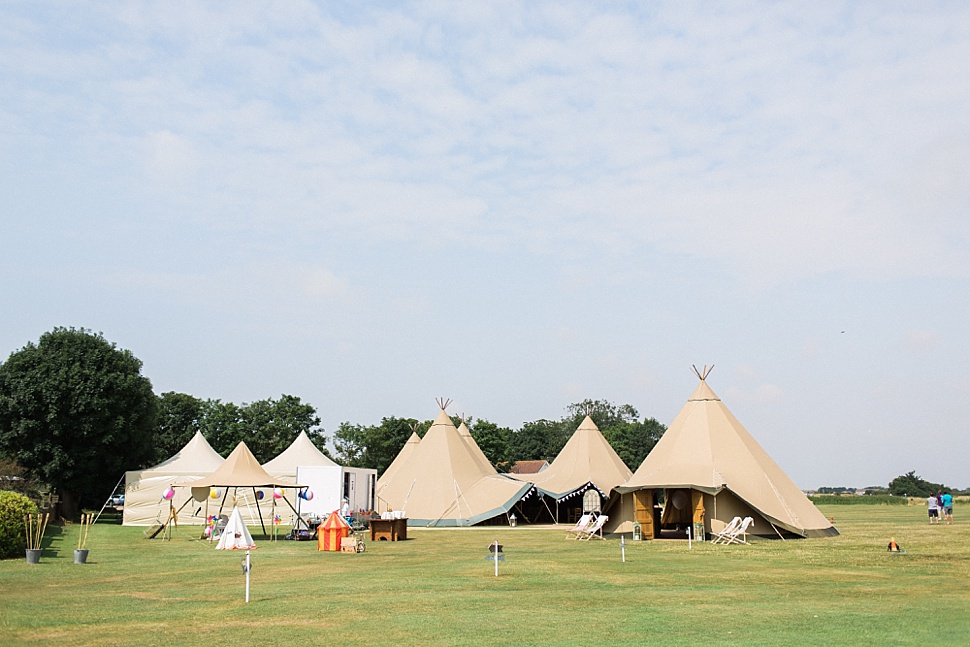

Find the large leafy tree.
[
  {"left": 334, "top": 416, "right": 423, "bottom": 476},
  {"left": 888, "top": 470, "right": 947, "bottom": 498},
  {"left": 152, "top": 392, "right": 206, "bottom": 464},
  {"left": 508, "top": 419, "right": 565, "bottom": 462},
  {"left": 201, "top": 395, "right": 324, "bottom": 462},
  {"left": 469, "top": 418, "right": 512, "bottom": 471},
  {"left": 0, "top": 328, "right": 157, "bottom": 517}
]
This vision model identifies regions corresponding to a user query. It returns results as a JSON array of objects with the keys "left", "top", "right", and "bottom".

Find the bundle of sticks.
[
  {"left": 77, "top": 512, "right": 94, "bottom": 550},
  {"left": 25, "top": 513, "right": 50, "bottom": 551}
]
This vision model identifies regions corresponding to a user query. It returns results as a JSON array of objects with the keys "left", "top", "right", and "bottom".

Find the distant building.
[{"left": 510, "top": 460, "right": 550, "bottom": 475}]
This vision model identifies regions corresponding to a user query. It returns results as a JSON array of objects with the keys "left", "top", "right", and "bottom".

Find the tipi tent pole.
[
  {"left": 769, "top": 521, "right": 786, "bottom": 541},
  {"left": 218, "top": 488, "right": 230, "bottom": 518},
  {"left": 540, "top": 496, "right": 556, "bottom": 524},
  {"left": 252, "top": 487, "right": 267, "bottom": 536},
  {"left": 94, "top": 473, "right": 126, "bottom": 524},
  {"left": 279, "top": 495, "right": 309, "bottom": 531}
]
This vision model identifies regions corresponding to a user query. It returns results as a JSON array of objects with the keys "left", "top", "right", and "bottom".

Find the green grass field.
[{"left": 0, "top": 505, "right": 966, "bottom": 646}]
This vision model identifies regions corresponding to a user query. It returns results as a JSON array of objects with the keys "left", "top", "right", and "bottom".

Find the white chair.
[
  {"left": 709, "top": 516, "right": 742, "bottom": 544},
  {"left": 720, "top": 516, "right": 755, "bottom": 545},
  {"left": 565, "top": 513, "right": 593, "bottom": 539},
  {"left": 578, "top": 515, "right": 608, "bottom": 540}
]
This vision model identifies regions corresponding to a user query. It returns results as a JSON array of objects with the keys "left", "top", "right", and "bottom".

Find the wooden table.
[{"left": 369, "top": 518, "right": 407, "bottom": 541}]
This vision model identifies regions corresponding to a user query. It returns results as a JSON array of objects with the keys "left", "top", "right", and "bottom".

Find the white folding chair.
[
  {"left": 565, "top": 513, "right": 593, "bottom": 539},
  {"left": 720, "top": 516, "right": 755, "bottom": 545},
  {"left": 578, "top": 515, "right": 608, "bottom": 540},
  {"left": 709, "top": 516, "right": 742, "bottom": 544}
]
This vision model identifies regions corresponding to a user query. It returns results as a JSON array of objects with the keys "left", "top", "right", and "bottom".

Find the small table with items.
[{"left": 369, "top": 517, "right": 408, "bottom": 541}]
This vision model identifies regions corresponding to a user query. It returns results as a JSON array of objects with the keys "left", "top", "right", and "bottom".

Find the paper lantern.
[
  {"left": 299, "top": 489, "right": 313, "bottom": 501},
  {"left": 163, "top": 487, "right": 175, "bottom": 500},
  {"left": 273, "top": 488, "right": 284, "bottom": 499}
]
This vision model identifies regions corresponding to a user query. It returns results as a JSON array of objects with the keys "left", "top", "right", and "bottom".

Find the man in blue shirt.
[{"left": 941, "top": 491, "right": 954, "bottom": 525}]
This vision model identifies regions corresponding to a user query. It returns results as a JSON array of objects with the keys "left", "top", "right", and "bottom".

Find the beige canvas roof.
[
  {"left": 376, "top": 408, "right": 532, "bottom": 526},
  {"left": 181, "top": 441, "right": 298, "bottom": 488},
  {"left": 149, "top": 431, "right": 226, "bottom": 472},
  {"left": 616, "top": 373, "right": 836, "bottom": 538},
  {"left": 123, "top": 431, "right": 226, "bottom": 526},
  {"left": 515, "top": 415, "right": 632, "bottom": 499},
  {"left": 375, "top": 431, "right": 421, "bottom": 495},
  {"left": 457, "top": 419, "right": 494, "bottom": 472},
  {"left": 263, "top": 431, "right": 338, "bottom": 480}
]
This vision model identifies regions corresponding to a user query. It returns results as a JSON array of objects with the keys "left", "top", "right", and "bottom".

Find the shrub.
[{"left": 0, "top": 490, "right": 38, "bottom": 559}]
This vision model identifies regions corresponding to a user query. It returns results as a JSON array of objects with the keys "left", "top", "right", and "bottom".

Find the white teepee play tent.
[{"left": 215, "top": 507, "right": 257, "bottom": 550}]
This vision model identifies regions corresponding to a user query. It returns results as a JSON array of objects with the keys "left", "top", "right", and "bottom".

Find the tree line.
[{"left": 0, "top": 328, "right": 666, "bottom": 517}]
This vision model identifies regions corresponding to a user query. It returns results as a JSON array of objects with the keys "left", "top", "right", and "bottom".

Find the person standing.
[
  {"left": 927, "top": 494, "right": 941, "bottom": 524},
  {"left": 941, "top": 490, "right": 954, "bottom": 525}
]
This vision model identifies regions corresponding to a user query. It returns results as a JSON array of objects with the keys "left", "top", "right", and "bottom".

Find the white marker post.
[
  {"left": 620, "top": 536, "right": 626, "bottom": 563},
  {"left": 493, "top": 540, "right": 499, "bottom": 576},
  {"left": 686, "top": 526, "right": 692, "bottom": 550},
  {"left": 244, "top": 550, "right": 251, "bottom": 603}
]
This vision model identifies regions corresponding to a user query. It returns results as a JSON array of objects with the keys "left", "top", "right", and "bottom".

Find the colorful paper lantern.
[
  {"left": 210, "top": 488, "right": 223, "bottom": 499},
  {"left": 163, "top": 487, "right": 175, "bottom": 500},
  {"left": 273, "top": 488, "right": 284, "bottom": 499}
]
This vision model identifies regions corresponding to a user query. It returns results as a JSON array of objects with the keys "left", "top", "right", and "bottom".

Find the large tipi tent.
[
  {"left": 375, "top": 430, "right": 421, "bottom": 503},
  {"left": 611, "top": 367, "right": 838, "bottom": 538},
  {"left": 123, "top": 431, "right": 225, "bottom": 526},
  {"left": 376, "top": 403, "right": 533, "bottom": 526},
  {"left": 513, "top": 414, "right": 632, "bottom": 521},
  {"left": 457, "top": 418, "right": 494, "bottom": 473}
]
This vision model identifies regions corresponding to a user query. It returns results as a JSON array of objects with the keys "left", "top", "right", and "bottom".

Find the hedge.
[{"left": 0, "top": 490, "right": 39, "bottom": 559}]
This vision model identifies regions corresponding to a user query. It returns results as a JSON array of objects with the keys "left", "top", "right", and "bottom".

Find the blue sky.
[{"left": 2, "top": 2, "right": 968, "bottom": 489}]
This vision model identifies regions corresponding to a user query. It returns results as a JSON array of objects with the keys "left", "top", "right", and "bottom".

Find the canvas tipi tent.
[
  {"left": 215, "top": 507, "right": 256, "bottom": 550},
  {"left": 611, "top": 366, "right": 838, "bottom": 539},
  {"left": 457, "top": 417, "right": 495, "bottom": 473},
  {"left": 123, "top": 432, "right": 225, "bottom": 526},
  {"left": 376, "top": 401, "right": 533, "bottom": 526},
  {"left": 513, "top": 414, "right": 632, "bottom": 522},
  {"left": 375, "top": 430, "right": 421, "bottom": 501}
]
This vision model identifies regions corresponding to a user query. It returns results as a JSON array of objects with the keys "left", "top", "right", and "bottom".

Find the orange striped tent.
[{"left": 317, "top": 511, "right": 350, "bottom": 551}]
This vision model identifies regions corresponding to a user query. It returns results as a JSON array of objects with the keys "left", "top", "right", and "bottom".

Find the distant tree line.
[{"left": 331, "top": 399, "right": 667, "bottom": 477}]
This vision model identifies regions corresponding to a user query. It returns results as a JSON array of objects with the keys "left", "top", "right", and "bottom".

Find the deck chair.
[
  {"left": 578, "top": 515, "right": 608, "bottom": 540},
  {"left": 565, "top": 513, "right": 593, "bottom": 539},
  {"left": 709, "top": 516, "right": 742, "bottom": 545},
  {"left": 720, "top": 516, "right": 755, "bottom": 545}
]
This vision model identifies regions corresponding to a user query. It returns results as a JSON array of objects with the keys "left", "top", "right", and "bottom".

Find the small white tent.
[{"left": 215, "top": 507, "right": 256, "bottom": 550}]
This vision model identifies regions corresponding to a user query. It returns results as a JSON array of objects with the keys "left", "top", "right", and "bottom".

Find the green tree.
[
  {"left": 153, "top": 392, "right": 205, "bottom": 463},
  {"left": 603, "top": 417, "right": 666, "bottom": 470},
  {"left": 334, "top": 416, "right": 419, "bottom": 476},
  {"left": 469, "top": 419, "right": 512, "bottom": 471},
  {"left": 200, "top": 395, "right": 324, "bottom": 462},
  {"left": 199, "top": 399, "right": 244, "bottom": 456},
  {"left": 888, "top": 470, "right": 946, "bottom": 498},
  {"left": 508, "top": 419, "right": 564, "bottom": 462},
  {"left": 0, "top": 328, "right": 157, "bottom": 518}
]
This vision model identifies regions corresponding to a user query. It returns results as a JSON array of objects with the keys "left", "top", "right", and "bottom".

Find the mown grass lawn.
[{"left": 0, "top": 504, "right": 966, "bottom": 646}]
